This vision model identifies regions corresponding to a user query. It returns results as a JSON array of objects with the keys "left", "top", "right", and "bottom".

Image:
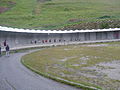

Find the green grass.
[
  {"left": 22, "top": 42, "right": 120, "bottom": 89},
  {"left": 0, "top": 0, "right": 120, "bottom": 29}
]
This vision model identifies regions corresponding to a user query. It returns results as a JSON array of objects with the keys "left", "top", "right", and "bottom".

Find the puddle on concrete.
[
  {"left": 83, "top": 60, "right": 120, "bottom": 80},
  {"left": 71, "top": 64, "right": 80, "bottom": 67},
  {"left": 60, "top": 56, "right": 77, "bottom": 62},
  {"left": 69, "top": 56, "right": 101, "bottom": 66},
  {"left": 98, "top": 60, "right": 120, "bottom": 80},
  {"left": 64, "top": 48, "right": 72, "bottom": 51},
  {"left": 80, "top": 56, "right": 89, "bottom": 61}
]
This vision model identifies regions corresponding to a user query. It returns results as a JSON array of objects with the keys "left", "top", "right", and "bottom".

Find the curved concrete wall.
[{"left": 0, "top": 26, "right": 120, "bottom": 50}]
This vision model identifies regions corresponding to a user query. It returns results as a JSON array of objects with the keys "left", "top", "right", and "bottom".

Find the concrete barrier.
[{"left": 0, "top": 26, "right": 120, "bottom": 50}]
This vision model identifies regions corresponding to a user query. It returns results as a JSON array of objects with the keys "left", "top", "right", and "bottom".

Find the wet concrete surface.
[{"left": 0, "top": 50, "right": 81, "bottom": 90}]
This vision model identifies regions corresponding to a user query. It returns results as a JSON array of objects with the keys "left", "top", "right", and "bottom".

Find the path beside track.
[{"left": 0, "top": 50, "right": 80, "bottom": 90}]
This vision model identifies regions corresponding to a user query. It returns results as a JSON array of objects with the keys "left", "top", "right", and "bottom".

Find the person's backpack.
[{"left": 4, "top": 41, "right": 6, "bottom": 46}]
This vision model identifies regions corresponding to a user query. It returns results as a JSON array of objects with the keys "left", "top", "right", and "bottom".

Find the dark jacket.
[{"left": 6, "top": 45, "right": 9, "bottom": 51}]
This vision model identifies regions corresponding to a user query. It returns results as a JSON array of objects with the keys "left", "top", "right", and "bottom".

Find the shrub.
[
  {"left": 98, "top": 15, "right": 111, "bottom": 19},
  {"left": 100, "top": 23, "right": 109, "bottom": 29}
]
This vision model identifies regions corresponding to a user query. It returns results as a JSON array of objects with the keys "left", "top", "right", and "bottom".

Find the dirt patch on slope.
[
  {"left": 0, "top": 1, "right": 16, "bottom": 14},
  {"left": 0, "top": 7, "right": 9, "bottom": 13}
]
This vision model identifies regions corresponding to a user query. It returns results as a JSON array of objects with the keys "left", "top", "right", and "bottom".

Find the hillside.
[{"left": 0, "top": 0, "right": 120, "bottom": 30}]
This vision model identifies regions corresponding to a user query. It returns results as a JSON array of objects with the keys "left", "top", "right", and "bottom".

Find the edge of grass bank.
[
  {"left": 21, "top": 48, "right": 101, "bottom": 90},
  {"left": 1, "top": 45, "right": 52, "bottom": 56}
]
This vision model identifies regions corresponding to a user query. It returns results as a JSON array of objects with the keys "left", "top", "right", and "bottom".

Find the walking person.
[
  {"left": 34, "top": 40, "right": 37, "bottom": 44},
  {"left": 6, "top": 44, "right": 10, "bottom": 57}
]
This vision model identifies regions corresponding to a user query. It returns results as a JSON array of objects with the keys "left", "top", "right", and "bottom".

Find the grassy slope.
[
  {"left": 22, "top": 42, "right": 120, "bottom": 89},
  {"left": 0, "top": 0, "right": 36, "bottom": 27},
  {"left": 0, "top": 0, "right": 120, "bottom": 29}
]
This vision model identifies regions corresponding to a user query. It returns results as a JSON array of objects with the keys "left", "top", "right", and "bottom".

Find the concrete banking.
[{"left": 0, "top": 26, "right": 120, "bottom": 50}]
